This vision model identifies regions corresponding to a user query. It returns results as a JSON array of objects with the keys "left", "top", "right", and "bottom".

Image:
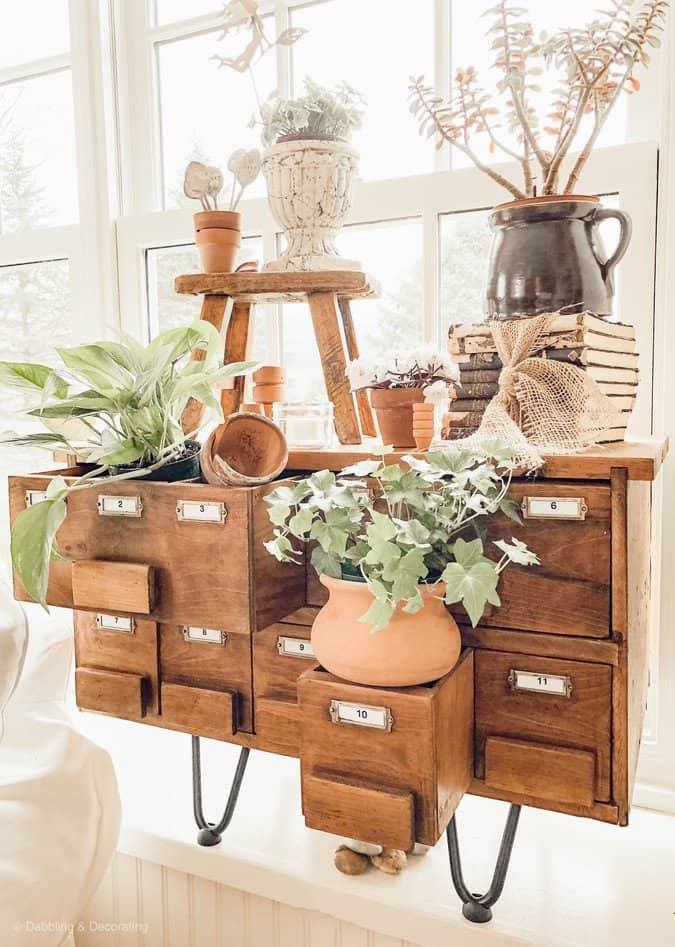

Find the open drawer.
[
  {"left": 298, "top": 651, "right": 474, "bottom": 847},
  {"left": 475, "top": 650, "right": 612, "bottom": 805}
]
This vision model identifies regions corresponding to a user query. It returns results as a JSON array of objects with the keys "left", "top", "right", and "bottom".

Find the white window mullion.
[
  {"left": 434, "top": 0, "right": 451, "bottom": 173},
  {"left": 422, "top": 209, "right": 438, "bottom": 345}
]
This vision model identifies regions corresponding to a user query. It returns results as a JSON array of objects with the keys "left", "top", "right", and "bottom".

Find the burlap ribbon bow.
[{"left": 462, "top": 313, "right": 623, "bottom": 471}]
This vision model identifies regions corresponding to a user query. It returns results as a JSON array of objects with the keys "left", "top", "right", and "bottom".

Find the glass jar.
[{"left": 272, "top": 402, "right": 334, "bottom": 449}]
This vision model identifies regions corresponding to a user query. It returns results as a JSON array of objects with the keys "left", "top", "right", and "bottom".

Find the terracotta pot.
[
  {"left": 253, "top": 365, "right": 284, "bottom": 385},
  {"left": 194, "top": 211, "right": 241, "bottom": 274},
  {"left": 200, "top": 413, "right": 288, "bottom": 486},
  {"left": 486, "top": 195, "right": 632, "bottom": 319},
  {"left": 311, "top": 576, "right": 461, "bottom": 686},
  {"left": 252, "top": 383, "right": 285, "bottom": 403},
  {"left": 370, "top": 388, "right": 425, "bottom": 448}
]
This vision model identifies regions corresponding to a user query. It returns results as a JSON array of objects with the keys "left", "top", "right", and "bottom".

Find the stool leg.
[
  {"left": 337, "top": 298, "right": 376, "bottom": 438},
  {"left": 221, "top": 301, "right": 252, "bottom": 418},
  {"left": 307, "top": 291, "right": 361, "bottom": 445},
  {"left": 181, "top": 294, "right": 231, "bottom": 436}
]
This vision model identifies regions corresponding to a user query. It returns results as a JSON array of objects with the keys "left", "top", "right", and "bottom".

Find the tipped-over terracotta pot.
[
  {"left": 311, "top": 576, "right": 461, "bottom": 686},
  {"left": 194, "top": 210, "right": 241, "bottom": 274},
  {"left": 370, "top": 387, "right": 425, "bottom": 448},
  {"left": 200, "top": 412, "right": 288, "bottom": 486}
]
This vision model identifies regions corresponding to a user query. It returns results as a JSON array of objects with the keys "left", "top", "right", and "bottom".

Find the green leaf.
[
  {"left": 11, "top": 497, "right": 68, "bottom": 607},
  {"left": 310, "top": 545, "right": 342, "bottom": 579},
  {"left": 382, "top": 547, "right": 428, "bottom": 598},
  {"left": 358, "top": 595, "right": 394, "bottom": 633},
  {"left": 441, "top": 559, "right": 500, "bottom": 627},
  {"left": 310, "top": 520, "right": 348, "bottom": 558},
  {"left": 57, "top": 344, "right": 132, "bottom": 391},
  {"left": 263, "top": 532, "right": 300, "bottom": 562},
  {"left": 0, "top": 361, "right": 67, "bottom": 395},
  {"left": 268, "top": 502, "right": 291, "bottom": 527},
  {"left": 493, "top": 537, "right": 539, "bottom": 566},
  {"left": 366, "top": 510, "right": 397, "bottom": 544},
  {"left": 288, "top": 506, "right": 314, "bottom": 536},
  {"left": 98, "top": 438, "right": 145, "bottom": 466},
  {"left": 452, "top": 537, "right": 486, "bottom": 569},
  {"left": 339, "top": 459, "right": 381, "bottom": 477},
  {"left": 0, "top": 431, "right": 71, "bottom": 450}
]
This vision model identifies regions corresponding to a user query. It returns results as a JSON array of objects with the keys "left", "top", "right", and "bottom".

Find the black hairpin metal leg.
[
  {"left": 191, "top": 736, "right": 250, "bottom": 847},
  {"left": 446, "top": 803, "right": 522, "bottom": 923}
]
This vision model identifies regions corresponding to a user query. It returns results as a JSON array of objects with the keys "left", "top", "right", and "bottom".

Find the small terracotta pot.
[
  {"left": 253, "top": 365, "right": 285, "bottom": 385},
  {"left": 194, "top": 211, "right": 241, "bottom": 274},
  {"left": 311, "top": 576, "right": 461, "bottom": 686},
  {"left": 200, "top": 412, "right": 288, "bottom": 486},
  {"left": 252, "top": 383, "right": 285, "bottom": 403},
  {"left": 370, "top": 388, "right": 425, "bottom": 448}
]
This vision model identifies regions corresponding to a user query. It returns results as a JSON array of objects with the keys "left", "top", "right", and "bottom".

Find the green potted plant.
[
  {"left": 408, "top": 0, "right": 667, "bottom": 318},
  {"left": 0, "top": 321, "right": 255, "bottom": 606},
  {"left": 257, "top": 79, "right": 365, "bottom": 271},
  {"left": 347, "top": 346, "right": 459, "bottom": 448},
  {"left": 264, "top": 443, "right": 538, "bottom": 686},
  {"left": 183, "top": 149, "right": 262, "bottom": 273}
]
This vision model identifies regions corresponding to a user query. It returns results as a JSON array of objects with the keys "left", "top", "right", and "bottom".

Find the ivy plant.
[
  {"left": 0, "top": 321, "right": 255, "bottom": 607},
  {"left": 264, "top": 443, "right": 539, "bottom": 631}
]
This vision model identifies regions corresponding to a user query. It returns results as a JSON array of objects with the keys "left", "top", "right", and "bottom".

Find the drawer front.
[
  {"left": 254, "top": 696, "right": 301, "bottom": 757},
  {"left": 72, "top": 560, "right": 157, "bottom": 614},
  {"left": 484, "top": 736, "right": 596, "bottom": 807},
  {"left": 159, "top": 624, "right": 253, "bottom": 732},
  {"left": 302, "top": 774, "right": 415, "bottom": 851},
  {"left": 298, "top": 654, "right": 473, "bottom": 845},
  {"left": 475, "top": 650, "right": 612, "bottom": 802},
  {"left": 160, "top": 683, "right": 235, "bottom": 740},
  {"left": 74, "top": 611, "right": 159, "bottom": 713},
  {"left": 75, "top": 667, "right": 146, "bottom": 720},
  {"left": 456, "top": 480, "right": 611, "bottom": 637},
  {"left": 253, "top": 623, "right": 316, "bottom": 702}
]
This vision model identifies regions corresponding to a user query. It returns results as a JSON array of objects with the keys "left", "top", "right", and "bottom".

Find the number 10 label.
[{"left": 329, "top": 699, "right": 393, "bottom": 732}]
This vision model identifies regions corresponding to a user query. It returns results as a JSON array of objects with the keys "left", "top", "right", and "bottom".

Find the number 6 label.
[{"left": 329, "top": 699, "right": 394, "bottom": 732}]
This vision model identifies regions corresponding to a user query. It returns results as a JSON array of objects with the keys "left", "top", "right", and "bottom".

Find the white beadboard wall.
[{"left": 74, "top": 853, "right": 422, "bottom": 947}]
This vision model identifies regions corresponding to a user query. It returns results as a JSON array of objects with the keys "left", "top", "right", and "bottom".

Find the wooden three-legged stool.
[{"left": 175, "top": 270, "right": 378, "bottom": 444}]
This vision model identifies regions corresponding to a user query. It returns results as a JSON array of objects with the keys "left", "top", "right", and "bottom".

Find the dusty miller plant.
[
  {"left": 408, "top": 0, "right": 668, "bottom": 198},
  {"left": 256, "top": 79, "right": 365, "bottom": 146},
  {"left": 264, "top": 443, "right": 538, "bottom": 631}
]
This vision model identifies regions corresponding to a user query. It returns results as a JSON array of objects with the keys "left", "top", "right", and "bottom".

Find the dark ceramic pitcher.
[{"left": 485, "top": 196, "right": 632, "bottom": 320}]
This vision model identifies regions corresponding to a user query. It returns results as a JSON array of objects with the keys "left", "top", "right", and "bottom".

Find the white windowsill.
[{"left": 72, "top": 706, "right": 675, "bottom": 947}]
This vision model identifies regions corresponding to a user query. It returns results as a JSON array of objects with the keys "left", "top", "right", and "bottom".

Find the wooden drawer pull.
[
  {"left": 72, "top": 560, "right": 157, "bottom": 615},
  {"left": 507, "top": 668, "right": 573, "bottom": 698},
  {"left": 520, "top": 496, "right": 588, "bottom": 520}
]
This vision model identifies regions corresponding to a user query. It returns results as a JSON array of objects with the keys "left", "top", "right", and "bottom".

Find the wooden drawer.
[
  {"left": 298, "top": 651, "right": 474, "bottom": 846},
  {"left": 160, "top": 624, "right": 253, "bottom": 732},
  {"left": 75, "top": 667, "right": 147, "bottom": 720},
  {"left": 308, "top": 481, "right": 612, "bottom": 638},
  {"left": 254, "top": 697, "right": 301, "bottom": 757},
  {"left": 254, "top": 622, "right": 316, "bottom": 701},
  {"left": 302, "top": 774, "right": 415, "bottom": 850},
  {"left": 160, "top": 683, "right": 236, "bottom": 740},
  {"left": 9, "top": 472, "right": 306, "bottom": 632},
  {"left": 72, "top": 561, "right": 157, "bottom": 615},
  {"left": 484, "top": 737, "right": 596, "bottom": 807},
  {"left": 458, "top": 480, "right": 611, "bottom": 638},
  {"left": 475, "top": 650, "right": 612, "bottom": 802},
  {"left": 74, "top": 610, "right": 159, "bottom": 713}
]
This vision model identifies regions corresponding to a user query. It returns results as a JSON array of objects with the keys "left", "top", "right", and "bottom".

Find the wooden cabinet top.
[{"left": 287, "top": 437, "right": 669, "bottom": 481}]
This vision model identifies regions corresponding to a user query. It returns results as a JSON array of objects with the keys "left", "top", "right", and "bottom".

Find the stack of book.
[{"left": 444, "top": 311, "right": 638, "bottom": 443}]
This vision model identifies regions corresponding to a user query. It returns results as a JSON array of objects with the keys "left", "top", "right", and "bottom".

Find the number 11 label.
[{"left": 329, "top": 700, "right": 393, "bottom": 732}]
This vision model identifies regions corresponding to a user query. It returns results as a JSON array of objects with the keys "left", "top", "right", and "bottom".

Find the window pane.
[
  {"left": 0, "top": 259, "right": 71, "bottom": 569},
  {"left": 0, "top": 71, "right": 78, "bottom": 230},
  {"left": 0, "top": 0, "right": 69, "bottom": 69},
  {"left": 157, "top": 27, "right": 275, "bottom": 209},
  {"left": 290, "top": 0, "right": 435, "bottom": 180},
  {"left": 146, "top": 237, "right": 267, "bottom": 359},
  {"left": 282, "top": 217, "right": 423, "bottom": 402},
  {"left": 154, "top": 0, "right": 220, "bottom": 25},
  {"left": 450, "top": 1, "right": 626, "bottom": 173}
]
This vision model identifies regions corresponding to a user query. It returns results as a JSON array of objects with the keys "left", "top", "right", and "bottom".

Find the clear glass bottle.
[{"left": 272, "top": 402, "right": 334, "bottom": 449}]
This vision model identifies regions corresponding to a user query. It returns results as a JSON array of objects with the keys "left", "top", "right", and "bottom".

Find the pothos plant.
[
  {"left": 408, "top": 0, "right": 668, "bottom": 198},
  {"left": 0, "top": 321, "right": 255, "bottom": 607},
  {"left": 264, "top": 443, "right": 539, "bottom": 631}
]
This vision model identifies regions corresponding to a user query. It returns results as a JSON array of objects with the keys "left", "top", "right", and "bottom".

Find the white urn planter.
[{"left": 261, "top": 136, "right": 360, "bottom": 271}]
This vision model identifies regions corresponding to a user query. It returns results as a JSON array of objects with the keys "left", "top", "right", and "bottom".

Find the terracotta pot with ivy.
[
  {"left": 409, "top": 0, "right": 667, "bottom": 318},
  {"left": 264, "top": 445, "right": 538, "bottom": 686}
]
